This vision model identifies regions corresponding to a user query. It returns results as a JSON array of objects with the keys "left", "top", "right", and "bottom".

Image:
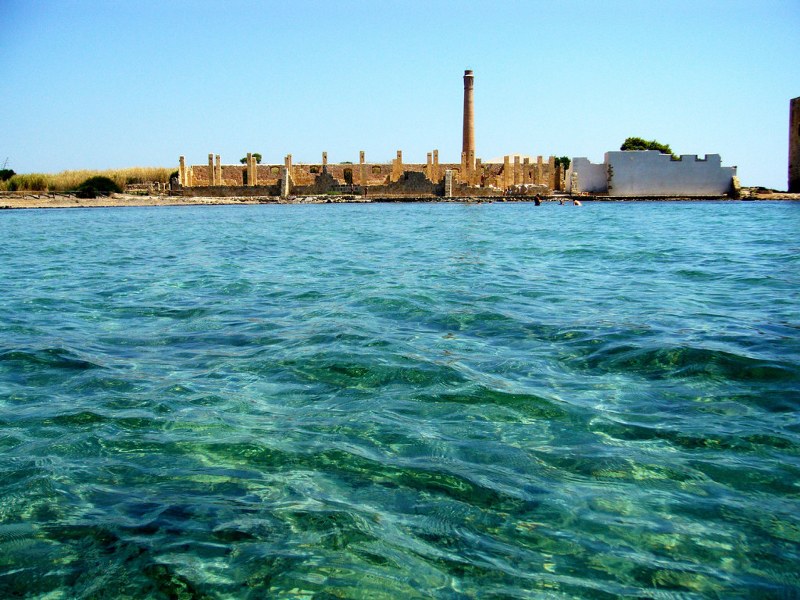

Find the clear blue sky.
[{"left": 1, "top": 0, "right": 798, "bottom": 189}]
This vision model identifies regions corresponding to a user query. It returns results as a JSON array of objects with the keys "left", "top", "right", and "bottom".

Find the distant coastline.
[
  {"left": 0, "top": 190, "right": 798, "bottom": 210},
  {"left": 1, "top": 192, "right": 798, "bottom": 210}
]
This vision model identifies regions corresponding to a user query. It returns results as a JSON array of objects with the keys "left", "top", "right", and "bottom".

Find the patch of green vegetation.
[
  {"left": 239, "top": 153, "right": 262, "bottom": 164},
  {"left": 76, "top": 176, "right": 122, "bottom": 199},
  {"left": 5, "top": 174, "right": 48, "bottom": 192},
  {"left": 621, "top": 137, "right": 673, "bottom": 155},
  {"left": 555, "top": 156, "right": 571, "bottom": 170}
]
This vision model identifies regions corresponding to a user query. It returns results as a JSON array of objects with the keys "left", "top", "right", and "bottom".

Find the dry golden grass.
[{"left": 1, "top": 167, "right": 174, "bottom": 192}]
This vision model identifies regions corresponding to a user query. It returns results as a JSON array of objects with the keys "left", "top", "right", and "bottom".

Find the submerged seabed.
[{"left": 0, "top": 202, "right": 798, "bottom": 598}]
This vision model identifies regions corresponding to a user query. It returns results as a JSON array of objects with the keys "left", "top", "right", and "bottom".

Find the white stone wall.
[
  {"left": 566, "top": 151, "right": 736, "bottom": 197},
  {"left": 566, "top": 157, "right": 608, "bottom": 193},
  {"left": 606, "top": 150, "right": 736, "bottom": 197}
]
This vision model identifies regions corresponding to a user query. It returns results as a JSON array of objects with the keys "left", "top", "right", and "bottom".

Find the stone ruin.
[{"left": 175, "top": 70, "right": 567, "bottom": 199}]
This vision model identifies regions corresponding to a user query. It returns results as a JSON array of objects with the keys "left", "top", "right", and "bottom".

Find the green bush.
[
  {"left": 76, "top": 176, "right": 122, "bottom": 198},
  {"left": 0, "top": 169, "right": 15, "bottom": 181},
  {"left": 621, "top": 137, "right": 673, "bottom": 155}
]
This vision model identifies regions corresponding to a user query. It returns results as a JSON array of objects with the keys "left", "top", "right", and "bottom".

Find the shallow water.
[{"left": 0, "top": 201, "right": 798, "bottom": 598}]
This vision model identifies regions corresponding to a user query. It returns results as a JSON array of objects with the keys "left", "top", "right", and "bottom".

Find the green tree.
[
  {"left": 0, "top": 169, "right": 15, "bottom": 181},
  {"left": 239, "top": 153, "right": 262, "bottom": 164},
  {"left": 555, "top": 156, "right": 571, "bottom": 170},
  {"left": 620, "top": 137, "right": 673, "bottom": 155}
]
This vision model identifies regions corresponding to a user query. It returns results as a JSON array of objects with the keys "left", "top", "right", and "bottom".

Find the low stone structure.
[
  {"left": 567, "top": 150, "right": 737, "bottom": 197},
  {"left": 176, "top": 150, "right": 564, "bottom": 199}
]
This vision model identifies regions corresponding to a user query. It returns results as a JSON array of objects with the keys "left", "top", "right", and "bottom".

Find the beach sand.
[{"left": 0, "top": 193, "right": 334, "bottom": 210}]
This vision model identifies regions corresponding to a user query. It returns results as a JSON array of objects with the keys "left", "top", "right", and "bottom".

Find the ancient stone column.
[
  {"left": 503, "top": 155, "right": 511, "bottom": 189},
  {"left": 460, "top": 152, "right": 467, "bottom": 182},
  {"left": 322, "top": 151, "right": 328, "bottom": 166},
  {"left": 433, "top": 149, "right": 440, "bottom": 182},
  {"left": 426, "top": 152, "right": 433, "bottom": 182},
  {"left": 391, "top": 150, "right": 403, "bottom": 182},
  {"left": 548, "top": 156, "right": 557, "bottom": 189},
  {"left": 285, "top": 154, "right": 293, "bottom": 183},
  {"left": 536, "top": 156, "right": 544, "bottom": 185},
  {"left": 251, "top": 155, "right": 258, "bottom": 186},
  {"left": 215, "top": 155, "right": 222, "bottom": 186},
  {"left": 523, "top": 158, "right": 531, "bottom": 184},
  {"left": 445, "top": 169, "right": 454, "bottom": 198},
  {"left": 280, "top": 166, "right": 290, "bottom": 198},
  {"left": 208, "top": 153, "right": 215, "bottom": 186},
  {"left": 179, "top": 156, "right": 186, "bottom": 187},
  {"left": 791, "top": 96, "right": 800, "bottom": 192},
  {"left": 514, "top": 156, "right": 521, "bottom": 185},
  {"left": 462, "top": 70, "right": 475, "bottom": 170},
  {"left": 468, "top": 150, "right": 476, "bottom": 185},
  {"left": 246, "top": 152, "right": 253, "bottom": 186},
  {"left": 475, "top": 158, "right": 482, "bottom": 186},
  {"left": 359, "top": 151, "right": 366, "bottom": 185}
]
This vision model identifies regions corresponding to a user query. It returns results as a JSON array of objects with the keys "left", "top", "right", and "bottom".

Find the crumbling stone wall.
[
  {"left": 180, "top": 153, "right": 563, "bottom": 196},
  {"left": 362, "top": 171, "right": 442, "bottom": 197},
  {"left": 181, "top": 185, "right": 280, "bottom": 198},
  {"left": 480, "top": 157, "right": 561, "bottom": 191}
]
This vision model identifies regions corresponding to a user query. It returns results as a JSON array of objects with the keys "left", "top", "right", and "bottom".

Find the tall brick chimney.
[
  {"left": 790, "top": 96, "right": 800, "bottom": 192},
  {"left": 462, "top": 70, "right": 475, "bottom": 167}
]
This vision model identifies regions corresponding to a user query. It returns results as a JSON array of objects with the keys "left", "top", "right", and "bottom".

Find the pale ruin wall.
[{"left": 566, "top": 151, "right": 738, "bottom": 197}]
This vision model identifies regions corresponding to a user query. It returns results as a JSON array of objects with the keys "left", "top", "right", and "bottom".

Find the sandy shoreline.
[
  {"left": 0, "top": 193, "right": 279, "bottom": 210},
  {"left": 1, "top": 191, "right": 798, "bottom": 210}
]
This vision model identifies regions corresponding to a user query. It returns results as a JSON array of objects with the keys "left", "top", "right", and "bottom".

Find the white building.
[{"left": 567, "top": 150, "right": 737, "bottom": 197}]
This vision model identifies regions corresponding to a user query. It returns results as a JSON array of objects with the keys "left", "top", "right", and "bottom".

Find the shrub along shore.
[{"left": 0, "top": 167, "right": 173, "bottom": 193}]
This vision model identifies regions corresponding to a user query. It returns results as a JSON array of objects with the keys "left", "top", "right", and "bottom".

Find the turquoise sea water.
[{"left": 0, "top": 201, "right": 798, "bottom": 598}]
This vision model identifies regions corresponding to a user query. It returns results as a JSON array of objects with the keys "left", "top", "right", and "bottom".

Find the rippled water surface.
[{"left": 1, "top": 201, "right": 799, "bottom": 598}]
